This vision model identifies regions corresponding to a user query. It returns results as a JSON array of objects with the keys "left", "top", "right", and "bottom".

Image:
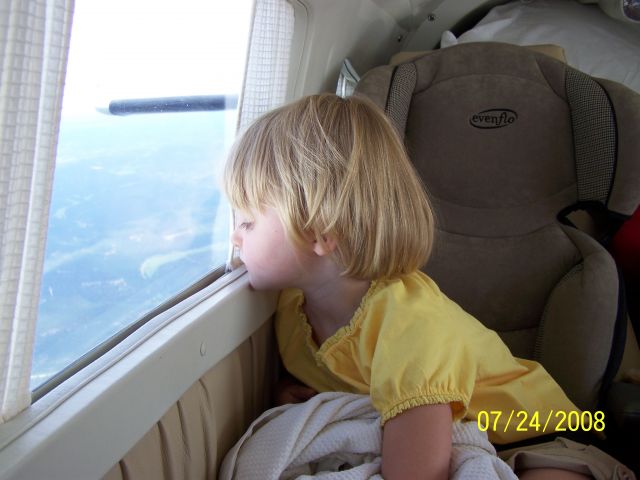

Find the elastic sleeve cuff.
[{"left": 380, "top": 393, "right": 467, "bottom": 426}]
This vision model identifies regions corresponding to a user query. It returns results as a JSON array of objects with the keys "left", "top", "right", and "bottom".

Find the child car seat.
[{"left": 354, "top": 42, "right": 640, "bottom": 419}]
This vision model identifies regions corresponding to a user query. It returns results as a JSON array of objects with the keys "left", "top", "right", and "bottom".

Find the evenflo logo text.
[{"left": 470, "top": 109, "right": 518, "bottom": 129}]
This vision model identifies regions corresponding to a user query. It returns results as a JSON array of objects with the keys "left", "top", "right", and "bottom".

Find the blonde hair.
[{"left": 224, "top": 93, "right": 435, "bottom": 279}]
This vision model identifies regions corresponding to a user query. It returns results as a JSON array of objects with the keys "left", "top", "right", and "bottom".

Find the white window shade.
[
  {"left": 0, "top": 0, "right": 74, "bottom": 423},
  {"left": 238, "top": 0, "right": 294, "bottom": 130}
]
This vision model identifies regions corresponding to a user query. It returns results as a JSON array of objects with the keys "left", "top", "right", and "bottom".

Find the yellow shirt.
[{"left": 275, "top": 270, "right": 580, "bottom": 444}]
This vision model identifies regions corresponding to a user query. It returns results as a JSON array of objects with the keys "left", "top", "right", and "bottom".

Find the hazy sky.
[{"left": 62, "top": 0, "right": 253, "bottom": 115}]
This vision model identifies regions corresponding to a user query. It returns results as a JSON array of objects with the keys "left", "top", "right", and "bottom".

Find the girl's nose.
[{"left": 230, "top": 228, "right": 241, "bottom": 248}]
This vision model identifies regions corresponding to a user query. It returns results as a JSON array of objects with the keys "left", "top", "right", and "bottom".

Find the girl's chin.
[
  {"left": 247, "top": 275, "right": 288, "bottom": 292},
  {"left": 247, "top": 275, "right": 272, "bottom": 291}
]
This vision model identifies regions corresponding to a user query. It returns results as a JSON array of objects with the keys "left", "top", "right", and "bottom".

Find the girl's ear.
[{"left": 312, "top": 235, "right": 337, "bottom": 256}]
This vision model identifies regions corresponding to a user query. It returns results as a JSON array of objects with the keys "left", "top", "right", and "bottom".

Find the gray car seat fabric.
[{"left": 355, "top": 42, "right": 640, "bottom": 412}]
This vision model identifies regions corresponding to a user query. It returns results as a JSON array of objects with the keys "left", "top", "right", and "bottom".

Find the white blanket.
[{"left": 219, "top": 392, "right": 518, "bottom": 479}]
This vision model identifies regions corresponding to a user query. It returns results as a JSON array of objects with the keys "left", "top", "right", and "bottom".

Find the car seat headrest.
[{"left": 355, "top": 42, "right": 640, "bottom": 235}]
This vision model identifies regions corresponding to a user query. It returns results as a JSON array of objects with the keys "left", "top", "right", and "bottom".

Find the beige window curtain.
[
  {"left": 0, "top": 0, "right": 74, "bottom": 423},
  {"left": 238, "top": 0, "right": 294, "bottom": 130},
  {"left": 228, "top": 0, "right": 294, "bottom": 269}
]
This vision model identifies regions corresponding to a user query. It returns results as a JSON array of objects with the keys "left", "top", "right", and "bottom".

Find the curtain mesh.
[
  {"left": 238, "top": 0, "right": 294, "bottom": 130},
  {"left": 0, "top": 0, "right": 73, "bottom": 422}
]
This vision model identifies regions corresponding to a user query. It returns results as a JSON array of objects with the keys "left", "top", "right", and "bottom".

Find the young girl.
[{"left": 224, "top": 94, "right": 628, "bottom": 480}]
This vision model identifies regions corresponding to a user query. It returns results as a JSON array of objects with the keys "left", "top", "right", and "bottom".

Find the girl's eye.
[{"left": 239, "top": 222, "right": 254, "bottom": 231}]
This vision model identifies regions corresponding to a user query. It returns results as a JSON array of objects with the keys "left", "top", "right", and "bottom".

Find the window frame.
[
  {"left": 0, "top": 267, "right": 277, "bottom": 480},
  {"left": 31, "top": 265, "right": 227, "bottom": 403}
]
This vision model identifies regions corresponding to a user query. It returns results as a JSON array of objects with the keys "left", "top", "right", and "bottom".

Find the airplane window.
[{"left": 31, "top": 0, "right": 253, "bottom": 391}]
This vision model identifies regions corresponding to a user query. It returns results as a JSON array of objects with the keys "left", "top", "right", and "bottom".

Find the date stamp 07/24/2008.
[{"left": 476, "top": 410, "right": 605, "bottom": 434}]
